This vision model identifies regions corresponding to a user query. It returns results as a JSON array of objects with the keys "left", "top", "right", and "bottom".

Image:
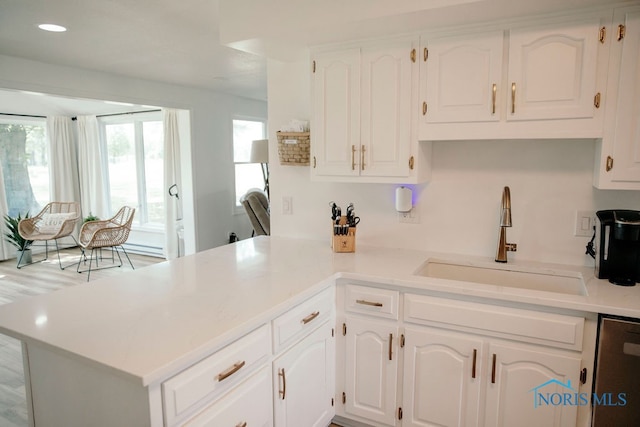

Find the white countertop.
[{"left": 0, "top": 236, "right": 638, "bottom": 387}]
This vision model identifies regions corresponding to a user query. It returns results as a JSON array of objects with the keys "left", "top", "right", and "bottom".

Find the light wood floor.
[{"left": 0, "top": 247, "right": 163, "bottom": 427}]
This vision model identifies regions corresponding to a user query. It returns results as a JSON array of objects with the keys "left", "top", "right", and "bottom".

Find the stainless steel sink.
[{"left": 415, "top": 259, "right": 588, "bottom": 296}]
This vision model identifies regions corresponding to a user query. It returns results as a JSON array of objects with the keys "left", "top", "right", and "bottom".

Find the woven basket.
[{"left": 277, "top": 131, "right": 310, "bottom": 166}]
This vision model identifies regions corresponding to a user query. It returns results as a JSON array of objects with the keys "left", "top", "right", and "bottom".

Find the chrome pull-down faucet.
[{"left": 495, "top": 186, "right": 517, "bottom": 263}]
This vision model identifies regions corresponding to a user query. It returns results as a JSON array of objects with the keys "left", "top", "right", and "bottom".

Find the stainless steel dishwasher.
[{"left": 592, "top": 316, "right": 640, "bottom": 426}]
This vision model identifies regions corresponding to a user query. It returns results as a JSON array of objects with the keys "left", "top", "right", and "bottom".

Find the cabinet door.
[
  {"left": 344, "top": 316, "right": 398, "bottom": 426},
  {"left": 182, "top": 367, "right": 272, "bottom": 427},
  {"left": 360, "top": 40, "right": 414, "bottom": 177},
  {"left": 402, "top": 326, "right": 483, "bottom": 427},
  {"left": 273, "top": 321, "right": 335, "bottom": 427},
  {"left": 422, "top": 31, "right": 503, "bottom": 123},
  {"left": 484, "top": 342, "right": 581, "bottom": 427},
  {"left": 609, "top": 10, "right": 640, "bottom": 183},
  {"left": 507, "top": 19, "right": 599, "bottom": 121},
  {"left": 312, "top": 49, "right": 361, "bottom": 177}
]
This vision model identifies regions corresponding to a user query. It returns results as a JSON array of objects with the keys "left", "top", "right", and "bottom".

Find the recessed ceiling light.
[{"left": 38, "top": 24, "right": 67, "bottom": 32}]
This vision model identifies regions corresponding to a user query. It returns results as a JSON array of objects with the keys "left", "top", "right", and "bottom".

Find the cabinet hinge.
[
  {"left": 342, "top": 323, "right": 347, "bottom": 336},
  {"left": 400, "top": 334, "right": 405, "bottom": 348},
  {"left": 410, "top": 48, "right": 416, "bottom": 63},
  {"left": 606, "top": 155, "right": 614, "bottom": 172},
  {"left": 422, "top": 102, "right": 427, "bottom": 116},
  {"left": 617, "top": 24, "right": 626, "bottom": 41},
  {"left": 342, "top": 392, "right": 346, "bottom": 404},
  {"left": 580, "top": 368, "right": 588, "bottom": 385},
  {"left": 599, "top": 26, "right": 606, "bottom": 44},
  {"left": 594, "top": 92, "right": 601, "bottom": 109},
  {"left": 408, "top": 156, "right": 414, "bottom": 170},
  {"left": 398, "top": 407, "right": 403, "bottom": 420},
  {"left": 423, "top": 47, "right": 428, "bottom": 62},
  {"left": 312, "top": 60, "right": 316, "bottom": 73}
]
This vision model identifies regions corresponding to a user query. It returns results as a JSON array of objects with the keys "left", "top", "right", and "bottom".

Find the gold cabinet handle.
[
  {"left": 356, "top": 299, "right": 383, "bottom": 307},
  {"left": 388, "top": 333, "right": 393, "bottom": 361},
  {"left": 422, "top": 101, "right": 427, "bottom": 115},
  {"left": 301, "top": 311, "right": 320, "bottom": 324},
  {"left": 216, "top": 360, "right": 245, "bottom": 382},
  {"left": 618, "top": 24, "right": 626, "bottom": 41},
  {"left": 492, "top": 84, "right": 497, "bottom": 115},
  {"left": 410, "top": 48, "right": 416, "bottom": 63},
  {"left": 236, "top": 423, "right": 247, "bottom": 427},
  {"left": 313, "top": 156, "right": 317, "bottom": 168},
  {"left": 511, "top": 83, "right": 516, "bottom": 114},
  {"left": 594, "top": 92, "right": 601, "bottom": 109},
  {"left": 472, "top": 349, "right": 477, "bottom": 379},
  {"left": 278, "top": 368, "right": 286, "bottom": 400},
  {"left": 606, "top": 156, "right": 614, "bottom": 172},
  {"left": 351, "top": 145, "right": 356, "bottom": 171},
  {"left": 361, "top": 145, "right": 366, "bottom": 171},
  {"left": 491, "top": 354, "right": 497, "bottom": 384}
]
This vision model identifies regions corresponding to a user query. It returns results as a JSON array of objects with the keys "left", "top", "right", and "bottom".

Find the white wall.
[
  {"left": 0, "top": 54, "right": 266, "bottom": 252},
  {"left": 267, "top": 57, "right": 640, "bottom": 267}
]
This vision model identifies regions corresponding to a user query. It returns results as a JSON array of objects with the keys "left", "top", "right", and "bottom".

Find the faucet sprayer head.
[{"left": 500, "top": 186, "right": 512, "bottom": 227}]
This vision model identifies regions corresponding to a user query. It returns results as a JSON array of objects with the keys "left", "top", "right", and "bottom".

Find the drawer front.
[
  {"left": 181, "top": 367, "right": 272, "bottom": 427},
  {"left": 272, "top": 287, "right": 335, "bottom": 353},
  {"left": 345, "top": 284, "right": 399, "bottom": 320},
  {"left": 404, "top": 294, "right": 584, "bottom": 350},
  {"left": 163, "top": 324, "right": 270, "bottom": 425}
]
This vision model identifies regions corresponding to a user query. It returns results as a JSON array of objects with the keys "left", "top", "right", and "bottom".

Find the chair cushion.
[{"left": 38, "top": 213, "right": 73, "bottom": 234}]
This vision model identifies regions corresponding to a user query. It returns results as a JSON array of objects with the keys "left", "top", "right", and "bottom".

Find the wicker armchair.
[
  {"left": 76, "top": 206, "right": 135, "bottom": 281},
  {"left": 17, "top": 202, "right": 81, "bottom": 269}
]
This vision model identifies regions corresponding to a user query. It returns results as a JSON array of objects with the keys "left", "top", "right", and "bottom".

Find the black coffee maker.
[{"left": 595, "top": 210, "right": 640, "bottom": 286}]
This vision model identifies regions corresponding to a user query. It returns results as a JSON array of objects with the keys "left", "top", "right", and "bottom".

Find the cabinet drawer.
[
  {"left": 345, "top": 284, "right": 399, "bottom": 320},
  {"left": 181, "top": 367, "right": 272, "bottom": 427},
  {"left": 272, "top": 287, "right": 335, "bottom": 353},
  {"left": 163, "top": 324, "right": 270, "bottom": 426},
  {"left": 404, "top": 294, "right": 584, "bottom": 350}
]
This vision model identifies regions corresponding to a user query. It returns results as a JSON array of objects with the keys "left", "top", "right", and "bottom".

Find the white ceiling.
[{"left": 0, "top": 0, "right": 630, "bottom": 116}]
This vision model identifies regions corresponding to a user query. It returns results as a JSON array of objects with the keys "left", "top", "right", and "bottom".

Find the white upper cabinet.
[
  {"left": 594, "top": 6, "right": 640, "bottom": 190},
  {"left": 419, "top": 14, "right": 609, "bottom": 140},
  {"left": 312, "top": 48, "right": 361, "bottom": 177},
  {"left": 312, "top": 38, "right": 431, "bottom": 183},
  {"left": 422, "top": 31, "right": 504, "bottom": 123},
  {"left": 507, "top": 19, "right": 599, "bottom": 121},
  {"left": 360, "top": 42, "right": 413, "bottom": 177}
]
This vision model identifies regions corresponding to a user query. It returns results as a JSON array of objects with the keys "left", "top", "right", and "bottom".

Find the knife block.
[{"left": 332, "top": 216, "right": 356, "bottom": 253}]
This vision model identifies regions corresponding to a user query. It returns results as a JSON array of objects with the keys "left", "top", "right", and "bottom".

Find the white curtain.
[
  {"left": 77, "top": 115, "right": 108, "bottom": 220},
  {"left": 47, "top": 116, "right": 80, "bottom": 203},
  {"left": 163, "top": 109, "right": 183, "bottom": 260}
]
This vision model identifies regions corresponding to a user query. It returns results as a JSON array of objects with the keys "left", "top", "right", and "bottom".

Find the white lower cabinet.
[
  {"left": 402, "top": 326, "right": 483, "bottom": 427},
  {"left": 402, "top": 326, "right": 581, "bottom": 427},
  {"left": 343, "top": 315, "right": 399, "bottom": 426},
  {"left": 181, "top": 367, "right": 272, "bottom": 427},
  {"left": 337, "top": 284, "right": 589, "bottom": 427},
  {"left": 273, "top": 320, "right": 335, "bottom": 427},
  {"left": 484, "top": 342, "right": 580, "bottom": 427}
]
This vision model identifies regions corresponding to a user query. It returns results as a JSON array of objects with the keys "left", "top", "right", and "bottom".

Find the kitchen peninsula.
[{"left": 0, "top": 236, "right": 639, "bottom": 426}]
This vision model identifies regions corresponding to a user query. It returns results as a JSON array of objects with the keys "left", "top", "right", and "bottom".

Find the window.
[
  {"left": 0, "top": 117, "right": 49, "bottom": 217},
  {"left": 233, "top": 119, "right": 267, "bottom": 208},
  {"left": 100, "top": 112, "right": 164, "bottom": 228}
]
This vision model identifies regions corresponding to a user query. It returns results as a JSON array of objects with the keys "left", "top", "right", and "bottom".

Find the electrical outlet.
[
  {"left": 282, "top": 196, "right": 293, "bottom": 215},
  {"left": 574, "top": 210, "right": 596, "bottom": 237},
  {"left": 398, "top": 206, "right": 420, "bottom": 224}
]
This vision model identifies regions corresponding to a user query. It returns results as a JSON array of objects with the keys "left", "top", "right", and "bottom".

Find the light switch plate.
[{"left": 574, "top": 210, "right": 596, "bottom": 237}]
